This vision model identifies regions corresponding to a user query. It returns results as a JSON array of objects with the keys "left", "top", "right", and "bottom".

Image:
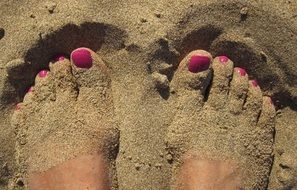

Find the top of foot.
[
  {"left": 166, "top": 50, "right": 276, "bottom": 190},
  {"left": 12, "top": 48, "right": 119, "bottom": 188}
]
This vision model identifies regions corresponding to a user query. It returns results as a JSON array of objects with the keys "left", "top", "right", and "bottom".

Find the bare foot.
[
  {"left": 166, "top": 50, "right": 276, "bottom": 189},
  {"left": 12, "top": 48, "right": 119, "bottom": 189}
]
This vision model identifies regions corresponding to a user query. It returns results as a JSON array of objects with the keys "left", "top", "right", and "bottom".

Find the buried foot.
[
  {"left": 12, "top": 48, "right": 119, "bottom": 190},
  {"left": 166, "top": 50, "right": 276, "bottom": 190}
]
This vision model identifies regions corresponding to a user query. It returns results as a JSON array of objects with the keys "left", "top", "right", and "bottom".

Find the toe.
[
  {"left": 71, "top": 47, "right": 110, "bottom": 88},
  {"left": 49, "top": 58, "right": 77, "bottom": 101},
  {"left": 228, "top": 67, "right": 249, "bottom": 114},
  {"left": 171, "top": 50, "right": 212, "bottom": 92},
  {"left": 206, "top": 56, "right": 234, "bottom": 110},
  {"left": 23, "top": 86, "right": 34, "bottom": 103},
  {"left": 257, "top": 96, "right": 276, "bottom": 132},
  {"left": 32, "top": 69, "right": 55, "bottom": 102},
  {"left": 70, "top": 48, "right": 112, "bottom": 108},
  {"left": 243, "top": 80, "right": 263, "bottom": 124}
]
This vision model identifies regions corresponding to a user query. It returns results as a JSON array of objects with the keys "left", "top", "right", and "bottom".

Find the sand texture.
[{"left": 0, "top": 0, "right": 297, "bottom": 189}]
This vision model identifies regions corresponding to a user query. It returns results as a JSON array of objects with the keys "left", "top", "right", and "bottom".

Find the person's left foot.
[
  {"left": 12, "top": 48, "right": 119, "bottom": 189},
  {"left": 166, "top": 50, "right": 276, "bottom": 190}
]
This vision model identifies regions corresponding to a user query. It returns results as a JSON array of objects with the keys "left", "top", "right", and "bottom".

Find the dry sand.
[{"left": 0, "top": 0, "right": 296, "bottom": 189}]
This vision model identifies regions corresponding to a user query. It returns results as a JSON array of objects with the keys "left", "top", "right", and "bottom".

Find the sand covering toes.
[
  {"left": 166, "top": 52, "right": 276, "bottom": 190},
  {"left": 12, "top": 48, "right": 119, "bottom": 189}
]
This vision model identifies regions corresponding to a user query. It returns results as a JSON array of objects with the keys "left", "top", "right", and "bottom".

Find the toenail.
[
  {"left": 268, "top": 97, "right": 274, "bottom": 105},
  {"left": 236, "top": 68, "right": 247, "bottom": 76},
  {"left": 27, "top": 86, "right": 33, "bottom": 93},
  {"left": 251, "top": 80, "right": 258, "bottom": 87},
  {"left": 38, "top": 70, "right": 48, "bottom": 78},
  {"left": 71, "top": 48, "right": 93, "bottom": 69},
  {"left": 188, "top": 55, "right": 211, "bottom": 73},
  {"left": 219, "top": 56, "right": 229, "bottom": 63},
  {"left": 53, "top": 54, "right": 65, "bottom": 62},
  {"left": 16, "top": 103, "right": 21, "bottom": 110}
]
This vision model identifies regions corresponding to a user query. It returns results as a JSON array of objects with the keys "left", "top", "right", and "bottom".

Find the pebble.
[
  {"left": 240, "top": 7, "right": 248, "bottom": 16},
  {"left": 45, "top": 1, "right": 57, "bottom": 14},
  {"left": 135, "top": 163, "right": 141, "bottom": 170},
  {"left": 166, "top": 153, "right": 173, "bottom": 162},
  {"left": 152, "top": 72, "right": 169, "bottom": 90}
]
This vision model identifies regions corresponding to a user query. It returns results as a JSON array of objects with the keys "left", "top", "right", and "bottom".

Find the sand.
[{"left": 0, "top": 0, "right": 296, "bottom": 189}]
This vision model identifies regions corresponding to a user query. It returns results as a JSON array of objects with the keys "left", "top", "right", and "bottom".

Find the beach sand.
[{"left": 0, "top": 0, "right": 297, "bottom": 189}]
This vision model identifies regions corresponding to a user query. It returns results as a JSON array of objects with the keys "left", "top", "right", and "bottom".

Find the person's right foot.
[
  {"left": 166, "top": 50, "right": 276, "bottom": 190},
  {"left": 12, "top": 48, "right": 119, "bottom": 189}
]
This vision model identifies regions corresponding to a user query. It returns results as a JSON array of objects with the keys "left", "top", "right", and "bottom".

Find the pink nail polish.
[
  {"left": 236, "top": 68, "right": 247, "bottom": 76},
  {"left": 71, "top": 48, "right": 93, "bottom": 69},
  {"left": 53, "top": 54, "right": 65, "bottom": 62},
  {"left": 27, "top": 86, "right": 33, "bottom": 93},
  {"left": 188, "top": 55, "right": 211, "bottom": 73},
  {"left": 268, "top": 97, "right": 274, "bottom": 105},
  {"left": 38, "top": 70, "right": 48, "bottom": 78},
  {"left": 251, "top": 80, "right": 258, "bottom": 87},
  {"left": 16, "top": 103, "right": 21, "bottom": 110},
  {"left": 219, "top": 56, "right": 229, "bottom": 64}
]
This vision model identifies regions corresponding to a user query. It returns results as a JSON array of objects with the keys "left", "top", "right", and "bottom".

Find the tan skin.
[
  {"left": 29, "top": 153, "right": 240, "bottom": 190},
  {"left": 28, "top": 153, "right": 110, "bottom": 190}
]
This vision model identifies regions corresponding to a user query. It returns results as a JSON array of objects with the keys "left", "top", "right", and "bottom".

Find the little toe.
[
  {"left": 243, "top": 80, "right": 263, "bottom": 124},
  {"left": 22, "top": 86, "right": 34, "bottom": 103},
  {"left": 206, "top": 56, "right": 234, "bottom": 110},
  {"left": 257, "top": 96, "right": 276, "bottom": 132},
  {"left": 228, "top": 67, "right": 249, "bottom": 114}
]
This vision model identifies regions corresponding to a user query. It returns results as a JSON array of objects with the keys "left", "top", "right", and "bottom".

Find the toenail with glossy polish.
[
  {"left": 236, "top": 68, "right": 247, "bottom": 76},
  {"left": 27, "top": 86, "right": 33, "bottom": 93},
  {"left": 219, "top": 56, "right": 229, "bottom": 64},
  {"left": 188, "top": 55, "right": 211, "bottom": 73},
  {"left": 251, "top": 80, "right": 258, "bottom": 87},
  {"left": 53, "top": 54, "right": 65, "bottom": 62},
  {"left": 268, "top": 97, "right": 274, "bottom": 105},
  {"left": 71, "top": 48, "right": 93, "bottom": 69},
  {"left": 16, "top": 103, "right": 21, "bottom": 110},
  {"left": 38, "top": 70, "right": 48, "bottom": 78}
]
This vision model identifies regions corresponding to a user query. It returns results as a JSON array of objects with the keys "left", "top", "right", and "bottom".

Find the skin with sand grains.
[
  {"left": 166, "top": 50, "right": 276, "bottom": 190},
  {"left": 12, "top": 48, "right": 119, "bottom": 190}
]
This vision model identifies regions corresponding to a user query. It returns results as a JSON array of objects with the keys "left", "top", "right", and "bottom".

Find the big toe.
[{"left": 70, "top": 47, "right": 112, "bottom": 109}]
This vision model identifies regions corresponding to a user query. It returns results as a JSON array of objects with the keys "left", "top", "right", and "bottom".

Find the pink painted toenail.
[
  {"left": 16, "top": 103, "right": 21, "bottom": 110},
  {"left": 268, "top": 97, "right": 274, "bottom": 105},
  {"left": 71, "top": 48, "right": 93, "bottom": 69},
  {"left": 38, "top": 70, "right": 48, "bottom": 78},
  {"left": 236, "top": 68, "right": 246, "bottom": 76},
  {"left": 219, "top": 56, "right": 229, "bottom": 63},
  {"left": 27, "top": 86, "right": 33, "bottom": 93},
  {"left": 251, "top": 80, "right": 258, "bottom": 87},
  {"left": 53, "top": 54, "right": 65, "bottom": 62},
  {"left": 188, "top": 55, "right": 211, "bottom": 73}
]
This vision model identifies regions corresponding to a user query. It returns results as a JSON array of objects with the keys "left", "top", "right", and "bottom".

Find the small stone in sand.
[
  {"left": 45, "top": 1, "right": 57, "bottom": 14},
  {"left": 152, "top": 72, "right": 169, "bottom": 90}
]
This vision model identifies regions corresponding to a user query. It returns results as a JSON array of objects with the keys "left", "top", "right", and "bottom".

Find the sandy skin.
[
  {"left": 11, "top": 48, "right": 276, "bottom": 190},
  {"left": 166, "top": 50, "right": 276, "bottom": 190},
  {"left": 11, "top": 48, "right": 119, "bottom": 189}
]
